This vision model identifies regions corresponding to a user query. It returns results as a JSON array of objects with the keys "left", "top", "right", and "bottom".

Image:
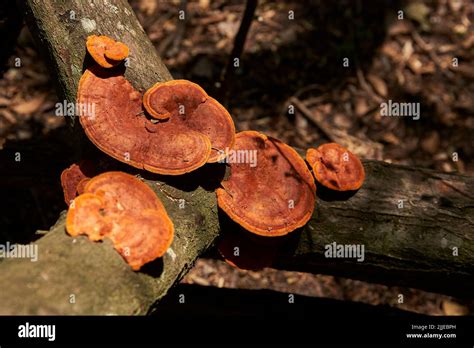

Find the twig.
[
  {"left": 356, "top": 68, "right": 384, "bottom": 104},
  {"left": 157, "top": 0, "right": 188, "bottom": 57},
  {"left": 168, "top": 0, "right": 188, "bottom": 57},
  {"left": 289, "top": 96, "right": 335, "bottom": 141},
  {"left": 411, "top": 30, "right": 455, "bottom": 79},
  {"left": 218, "top": 0, "right": 258, "bottom": 103}
]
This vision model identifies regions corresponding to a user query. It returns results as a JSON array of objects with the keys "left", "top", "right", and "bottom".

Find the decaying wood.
[
  {"left": 0, "top": 0, "right": 472, "bottom": 315},
  {"left": 273, "top": 161, "right": 474, "bottom": 298},
  {"left": 0, "top": 0, "right": 217, "bottom": 315}
]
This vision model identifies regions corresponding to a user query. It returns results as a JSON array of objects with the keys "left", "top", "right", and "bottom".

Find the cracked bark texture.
[{"left": 0, "top": 0, "right": 472, "bottom": 315}]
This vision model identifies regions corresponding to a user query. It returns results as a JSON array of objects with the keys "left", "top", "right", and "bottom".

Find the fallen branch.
[{"left": 0, "top": 0, "right": 217, "bottom": 315}]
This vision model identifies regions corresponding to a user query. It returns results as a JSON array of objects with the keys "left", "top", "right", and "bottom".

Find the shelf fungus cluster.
[
  {"left": 306, "top": 143, "right": 365, "bottom": 191},
  {"left": 78, "top": 36, "right": 235, "bottom": 175},
  {"left": 215, "top": 138, "right": 365, "bottom": 270},
  {"left": 65, "top": 34, "right": 367, "bottom": 272},
  {"left": 66, "top": 172, "right": 174, "bottom": 270}
]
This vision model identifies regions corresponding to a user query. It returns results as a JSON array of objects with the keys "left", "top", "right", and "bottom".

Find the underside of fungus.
[
  {"left": 217, "top": 230, "right": 279, "bottom": 270},
  {"left": 77, "top": 68, "right": 213, "bottom": 175},
  {"left": 306, "top": 143, "right": 365, "bottom": 191},
  {"left": 216, "top": 131, "right": 316, "bottom": 237},
  {"left": 143, "top": 79, "right": 235, "bottom": 163},
  {"left": 86, "top": 35, "right": 129, "bottom": 68},
  {"left": 66, "top": 171, "right": 174, "bottom": 270}
]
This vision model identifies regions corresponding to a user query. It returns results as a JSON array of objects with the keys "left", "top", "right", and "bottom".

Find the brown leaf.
[
  {"left": 421, "top": 131, "right": 440, "bottom": 154},
  {"left": 453, "top": 63, "right": 474, "bottom": 80},
  {"left": 448, "top": 0, "right": 463, "bottom": 12},
  {"left": 0, "top": 96, "right": 11, "bottom": 106},
  {"left": 461, "top": 33, "right": 474, "bottom": 49},
  {"left": 138, "top": 0, "right": 157, "bottom": 16},
  {"left": 388, "top": 20, "right": 412, "bottom": 36},
  {"left": 199, "top": 0, "right": 210, "bottom": 10},
  {"left": 382, "top": 132, "right": 400, "bottom": 145},
  {"left": 354, "top": 98, "right": 369, "bottom": 117},
  {"left": 381, "top": 42, "right": 401, "bottom": 62},
  {"left": 442, "top": 300, "right": 468, "bottom": 316},
  {"left": 367, "top": 74, "right": 388, "bottom": 97},
  {"left": 402, "top": 40, "right": 414, "bottom": 61},
  {"left": 407, "top": 56, "right": 435, "bottom": 74},
  {"left": 11, "top": 94, "right": 46, "bottom": 115},
  {"left": 0, "top": 109, "right": 16, "bottom": 124}
]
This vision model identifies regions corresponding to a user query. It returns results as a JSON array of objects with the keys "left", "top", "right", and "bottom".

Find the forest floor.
[{"left": 0, "top": 0, "right": 473, "bottom": 315}]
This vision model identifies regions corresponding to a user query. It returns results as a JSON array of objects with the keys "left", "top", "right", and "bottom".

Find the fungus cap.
[
  {"left": 60, "top": 161, "right": 95, "bottom": 205},
  {"left": 66, "top": 171, "right": 174, "bottom": 270},
  {"left": 216, "top": 131, "right": 316, "bottom": 237},
  {"left": 77, "top": 68, "right": 211, "bottom": 175},
  {"left": 143, "top": 80, "right": 235, "bottom": 163},
  {"left": 109, "top": 209, "right": 174, "bottom": 270},
  {"left": 83, "top": 171, "right": 166, "bottom": 214},
  {"left": 306, "top": 143, "right": 365, "bottom": 191},
  {"left": 66, "top": 193, "right": 111, "bottom": 241},
  {"left": 76, "top": 178, "right": 91, "bottom": 195},
  {"left": 86, "top": 35, "right": 129, "bottom": 68}
]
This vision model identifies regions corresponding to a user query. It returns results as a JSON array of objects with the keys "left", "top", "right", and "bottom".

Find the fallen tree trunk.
[
  {"left": 0, "top": 0, "right": 218, "bottom": 315},
  {"left": 273, "top": 161, "right": 474, "bottom": 298},
  {"left": 0, "top": 0, "right": 472, "bottom": 315}
]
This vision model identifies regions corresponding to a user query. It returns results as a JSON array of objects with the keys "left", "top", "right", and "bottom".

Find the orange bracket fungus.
[
  {"left": 66, "top": 171, "right": 174, "bottom": 270},
  {"left": 216, "top": 131, "right": 316, "bottom": 237},
  {"left": 143, "top": 80, "right": 235, "bottom": 163},
  {"left": 60, "top": 161, "right": 96, "bottom": 205},
  {"left": 77, "top": 68, "right": 217, "bottom": 175},
  {"left": 86, "top": 35, "right": 129, "bottom": 68},
  {"left": 306, "top": 143, "right": 365, "bottom": 191}
]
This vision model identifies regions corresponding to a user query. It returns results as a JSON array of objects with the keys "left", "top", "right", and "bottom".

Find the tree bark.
[
  {"left": 0, "top": 0, "right": 472, "bottom": 315},
  {"left": 273, "top": 161, "right": 474, "bottom": 298},
  {"left": 0, "top": 0, "right": 217, "bottom": 315}
]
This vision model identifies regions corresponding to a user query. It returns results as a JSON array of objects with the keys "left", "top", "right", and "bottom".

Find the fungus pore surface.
[
  {"left": 77, "top": 68, "right": 212, "bottom": 175},
  {"left": 216, "top": 131, "right": 316, "bottom": 237},
  {"left": 143, "top": 80, "right": 235, "bottom": 163},
  {"left": 306, "top": 143, "right": 365, "bottom": 191}
]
